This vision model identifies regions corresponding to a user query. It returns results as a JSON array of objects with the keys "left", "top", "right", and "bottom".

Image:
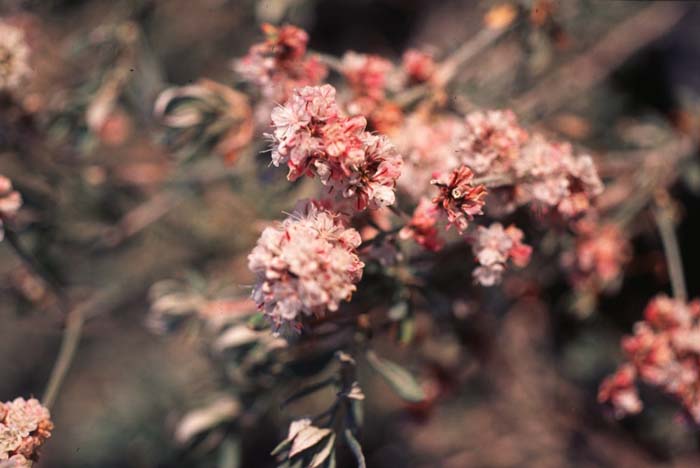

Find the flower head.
[
  {"left": 0, "top": 22, "right": 30, "bottom": 91},
  {"left": 402, "top": 49, "right": 436, "bottom": 84},
  {"left": 471, "top": 223, "right": 531, "bottom": 286},
  {"left": 0, "top": 398, "right": 52, "bottom": 463},
  {"left": 341, "top": 52, "right": 393, "bottom": 102},
  {"left": 248, "top": 200, "right": 364, "bottom": 332},
  {"left": 431, "top": 166, "right": 487, "bottom": 233},
  {"left": 458, "top": 110, "right": 528, "bottom": 175},
  {"left": 268, "top": 85, "right": 403, "bottom": 212},
  {"left": 234, "top": 24, "right": 327, "bottom": 103},
  {"left": 399, "top": 197, "right": 443, "bottom": 251}
]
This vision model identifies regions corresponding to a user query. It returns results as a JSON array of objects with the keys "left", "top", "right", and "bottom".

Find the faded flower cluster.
[
  {"left": 234, "top": 24, "right": 327, "bottom": 104},
  {"left": 471, "top": 223, "right": 532, "bottom": 286},
  {"left": 248, "top": 200, "right": 364, "bottom": 332},
  {"left": 269, "top": 84, "right": 402, "bottom": 211},
  {"left": 0, "top": 175, "right": 22, "bottom": 242},
  {"left": 0, "top": 398, "right": 53, "bottom": 466},
  {"left": 0, "top": 21, "right": 30, "bottom": 91},
  {"left": 599, "top": 295, "right": 700, "bottom": 422}
]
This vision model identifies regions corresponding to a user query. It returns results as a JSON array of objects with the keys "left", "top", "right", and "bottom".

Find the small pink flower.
[
  {"left": 234, "top": 24, "right": 327, "bottom": 103},
  {"left": 248, "top": 200, "right": 364, "bottom": 332},
  {"left": 402, "top": 49, "right": 436, "bottom": 83},
  {"left": 0, "top": 398, "right": 52, "bottom": 463},
  {"left": 598, "top": 364, "right": 643, "bottom": 419},
  {"left": 459, "top": 110, "right": 528, "bottom": 175},
  {"left": 0, "top": 22, "right": 31, "bottom": 91},
  {"left": 471, "top": 223, "right": 531, "bottom": 286},
  {"left": 399, "top": 197, "right": 443, "bottom": 251},
  {"left": 431, "top": 166, "right": 487, "bottom": 233},
  {"left": 341, "top": 52, "right": 393, "bottom": 102}
]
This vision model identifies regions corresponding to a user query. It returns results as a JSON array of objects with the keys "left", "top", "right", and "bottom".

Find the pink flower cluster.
[
  {"left": 561, "top": 219, "right": 631, "bottom": 292},
  {"left": 234, "top": 24, "right": 327, "bottom": 103},
  {"left": 396, "top": 115, "right": 462, "bottom": 200},
  {"left": 0, "top": 398, "right": 53, "bottom": 466},
  {"left": 431, "top": 166, "right": 487, "bottom": 234},
  {"left": 401, "top": 49, "right": 436, "bottom": 84},
  {"left": 471, "top": 223, "right": 532, "bottom": 286},
  {"left": 0, "top": 175, "right": 22, "bottom": 242},
  {"left": 399, "top": 197, "right": 444, "bottom": 252},
  {"left": 458, "top": 110, "right": 528, "bottom": 175},
  {"left": 514, "top": 135, "right": 603, "bottom": 217},
  {"left": 269, "top": 84, "right": 403, "bottom": 211},
  {"left": 248, "top": 200, "right": 364, "bottom": 332},
  {"left": 599, "top": 295, "right": 700, "bottom": 422}
]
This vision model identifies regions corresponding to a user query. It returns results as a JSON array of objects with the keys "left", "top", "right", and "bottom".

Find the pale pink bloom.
[
  {"left": 431, "top": 166, "right": 487, "bottom": 233},
  {"left": 248, "top": 200, "right": 364, "bottom": 332},
  {"left": 268, "top": 85, "right": 403, "bottom": 212},
  {"left": 401, "top": 49, "right": 436, "bottom": 83},
  {"left": 0, "top": 175, "right": 22, "bottom": 242},
  {"left": 600, "top": 295, "right": 700, "bottom": 423},
  {"left": 515, "top": 134, "right": 603, "bottom": 216},
  {"left": 458, "top": 110, "right": 528, "bottom": 175},
  {"left": 471, "top": 223, "right": 531, "bottom": 286},
  {"left": 0, "top": 22, "right": 30, "bottom": 91},
  {"left": 0, "top": 398, "right": 52, "bottom": 462},
  {"left": 341, "top": 51, "right": 394, "bottom": 102},
  {"left": 234, "top": 24, "right": 327, "bottom": 104},
  {"left": 395, "top": 115, "right": 463, "bottom": 200}
]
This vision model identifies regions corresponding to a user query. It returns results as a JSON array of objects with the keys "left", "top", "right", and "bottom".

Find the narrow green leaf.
[
  {"left": 344, "top": 429, "right": 366, "bottom": 468},
  {"left": 271, "top": 438, "right": 292, "bottom": 457},
  {"left": 365, "top": 351, "right": 425, "bottom": 403}
]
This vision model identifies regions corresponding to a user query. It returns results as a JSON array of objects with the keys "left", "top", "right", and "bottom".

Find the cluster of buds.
[
  {"left": 470, "top": 223, "right": 532, "bottom": 286},
  {"left": 0, "top": 21, "right": 30, "bottom": 92},
  {"left": 561, "top": 218, "right": 631, "bottom": 293},
  {"left": 0, "top": 175, "right": 22, "bottom": 242},
  {"left": 269, "top": 84, "right": 402, "bottom": 212},
  {"left": 248, "top": 200, "right": 364, "bottom": 332},
  {"left": 599, "top": 295, "right": 700, "bottom": 422},
  {"left": 0, "top": 398, "right": 53, "bottom": 466},
  {"left": 234, "top": 24, "right": 327, "bottom": 104}
]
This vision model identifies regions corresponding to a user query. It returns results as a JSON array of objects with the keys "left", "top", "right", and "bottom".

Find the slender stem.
[
  {"left": 653, "top": 200, "right": 687, "bottom": 302},
  {"left": 42, "top": 304, "right": 85, "bottom": 410}
]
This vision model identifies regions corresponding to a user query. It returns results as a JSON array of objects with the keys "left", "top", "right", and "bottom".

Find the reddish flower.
[
  {"left": 471, "top": 223, "right": 532, "bottom": 286},
  {"left": 402, "top": 49, "right": 436, "bottom": 83},
  {"left": 400, "top": 197, "right": 444, "bottom": 251},
  {"left": 431, "top": 166, "right": 487, "bottom": 233},
  {"left": 0, "top": 175, "right": 22, "bottom": 242}
]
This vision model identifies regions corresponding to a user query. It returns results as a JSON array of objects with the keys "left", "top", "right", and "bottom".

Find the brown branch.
[{"left": 653, "top": 197, "right": 687, "bottom": 302}]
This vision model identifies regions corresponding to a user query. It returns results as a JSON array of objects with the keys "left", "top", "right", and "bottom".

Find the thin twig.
[{"left": 653, "top": 199, "right": 687, "bottom": 303}]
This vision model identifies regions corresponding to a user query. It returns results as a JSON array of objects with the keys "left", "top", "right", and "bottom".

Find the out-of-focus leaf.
[
  {"left": 344, "top": 429, "right": 366, "bottom": 468},
  {"left": 289, "top": 426, "right": 332, "bottom": 458},
  {"left": 282, "top": 377, "right": 336, "bottom": 407},
  {"left": 399, "top": 317, "right": 415, "bottom": 345},
  {"left": 175, "top": 396, "right": 241, "bottom": 445},
  {"left": 309, "top": 433, "right": 335, "bottom": 468},
  {"left": 214, "top": 325, "right": 260, "bottom": 351},
  {"left": 366, "top": 351, "right": 425, "bottom": 403},
  {"left": 271, "top": 438, "right": 293, "bottom": 457}
]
